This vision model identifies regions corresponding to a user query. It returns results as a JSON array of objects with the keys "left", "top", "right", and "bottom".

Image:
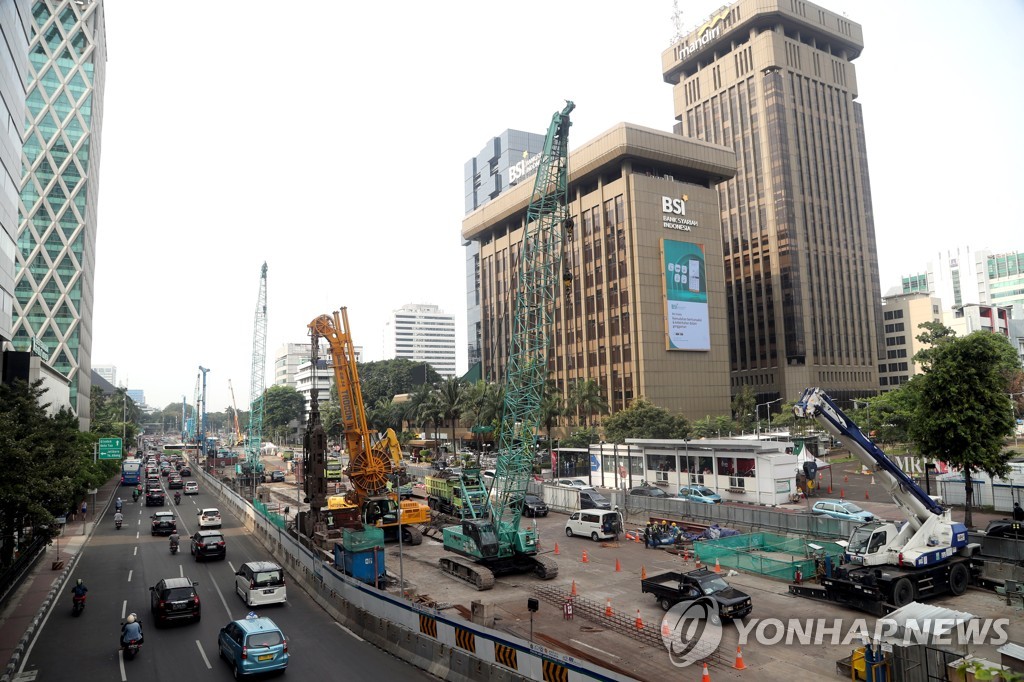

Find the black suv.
[
  {"left": 146, "top": 489, "right": 166, "bottom": 506},
  {"left": 151, "top": 511, "right": 176, "bottom": 535},
  {"left": 520, "top": 494, "right": 548, "bottom": 517},
  {"left": 150, "top": 577, "right": 200, "bottom": 625},
  {"left": 629, "top": 485, "right": 670, "bottom": 498},
  {"left": 190, "top": 530, "right": 226, "bottom": 561}
]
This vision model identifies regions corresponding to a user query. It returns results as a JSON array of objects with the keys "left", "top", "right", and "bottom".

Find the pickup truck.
[{"left": 641, "top": 568, "right": 752, "bottom": 618}]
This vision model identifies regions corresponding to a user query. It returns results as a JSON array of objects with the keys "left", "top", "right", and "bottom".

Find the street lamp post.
[
  {"left": 755, "top": 399, "right": 782, "bottom": 440},
  {"left": 122, "top": 393, "right": 127, "bottom": 449}
]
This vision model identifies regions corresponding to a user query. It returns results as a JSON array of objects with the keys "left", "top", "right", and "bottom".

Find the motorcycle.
[
  {"left": 169, "top": 539, "right": 179, "bottom": 555},
  {"left": 174, "top": 493, "right": 181, "bottom": 505},
  {"left": 122, "top": 637, "right": 142, "bottom": 660},
  {"left": 71, "top": 594, "right": 86, "bottom": 616},
  {"left": 115, "top": 518, "right": 122, "bottom": 530},
  {"left": 131, "top": 490, "right": 140, "bottom": 503}
]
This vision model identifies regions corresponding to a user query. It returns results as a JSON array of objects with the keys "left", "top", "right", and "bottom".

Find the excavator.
[
  {"left": 439, "top": 102, "right": 574, "bottom": 589},
  {"left": 306, "top": 309, "right": 427, "bottom": 545}
]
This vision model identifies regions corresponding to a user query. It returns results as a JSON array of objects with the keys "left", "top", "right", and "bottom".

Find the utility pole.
[{"left": 199, "top": 366, "right": 210, "bottom": 457}]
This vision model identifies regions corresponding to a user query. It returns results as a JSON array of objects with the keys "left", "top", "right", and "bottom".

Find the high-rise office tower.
[
  {"left": 384, "top": 303, "right": 457, "bottom": 379},
  {"left": 0, "top": 1, "right": 29, "bottom": 377},
  {"left": 662, "top": 0, "right": 882, "bottom": 406},
  {"left": 14, "top": 0, "right": 106, "bottom": 427}
]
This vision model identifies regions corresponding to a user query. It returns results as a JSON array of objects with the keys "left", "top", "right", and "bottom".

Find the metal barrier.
[{"left": 0, "top": 535, "right": 47, "bottom": 608}]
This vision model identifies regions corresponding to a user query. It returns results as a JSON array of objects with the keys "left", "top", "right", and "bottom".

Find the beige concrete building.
[
  {"left": 462, "top": 123, "right": 736, "bottom": 420},
  {"left": 879, "top": 292, "right": 942, "bottom": 390},
  {"left": 662, "top": 0, "right": 883, "bottom": 409}
]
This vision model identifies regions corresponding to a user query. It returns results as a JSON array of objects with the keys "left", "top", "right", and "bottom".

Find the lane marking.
[
  {"left": 118, "top": 649, "right": 126, "bottom": 681},
  {"left": 207, "top": 566, "right": 233, "bottom": 619},
  {"left": 335, "top": 622, "right": 365, "bottom": 642},
  {"left": 195, "top": 640, "right": 212, "bottom": 669},
  {"left": 228, "top": 561, "right": 235, "bottom": 573},
  {"left": 180, "top": 564, "right": 184, "bottom": 578},
  {"left": 571, "top": 638, "right": 620, "bottom": 658},
  {"left": 127, "top": 569, "right": 133, "bottom": 583},
  {"left": 121, "top": 600, "right": 126, "bottom": 619},
  {"left": 133, "top": 546, "right": 137, "bottom": 556},
  {"left": 136, "top": 531, "right": 139, "bottom": 539}
]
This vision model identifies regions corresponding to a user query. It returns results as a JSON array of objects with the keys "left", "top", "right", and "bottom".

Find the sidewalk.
[{"left": 0, "top": 476, "right": 122, "bottom": 681}]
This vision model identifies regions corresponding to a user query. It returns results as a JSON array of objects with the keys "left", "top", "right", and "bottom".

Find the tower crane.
[
  {"left": 244, "top": 262, "right": 268, "bottom": 486},
  {"left": 228, "top": 379, "right": 244, "bottom": 447},
  {"left": 439, "top": 102, "right": 574, "bottom": 589}
]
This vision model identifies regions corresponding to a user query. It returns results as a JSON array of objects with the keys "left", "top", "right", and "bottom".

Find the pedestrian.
[
  {"left": 643, "top": 523, "right": 652, "bottom": 549},
  {"left": 80, "top": 499, "right": 87, "bottom": 519},
  {"left": 1014, "top": 502, "right": 1024, "bottom": 522}
]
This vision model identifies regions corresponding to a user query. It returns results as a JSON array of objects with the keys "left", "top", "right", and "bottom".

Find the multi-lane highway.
[{"left": 18, "top": 474, "right": 435, "bottom": 681}]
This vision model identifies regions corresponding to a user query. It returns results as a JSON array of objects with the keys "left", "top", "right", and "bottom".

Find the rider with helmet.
[
  {"left": 121, "top": 613, "right": 143, "bottom": 648},
  {"left": 115, "top": 497, "right": 123, "bottom": 512},
  {"left": 71, "top": 578, "right": 87, "bottom": 599}
]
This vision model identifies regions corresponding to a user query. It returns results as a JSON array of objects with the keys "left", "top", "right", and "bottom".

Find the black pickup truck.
[{"left": 641, "top": 568, "right": 752, "bottom": 618}]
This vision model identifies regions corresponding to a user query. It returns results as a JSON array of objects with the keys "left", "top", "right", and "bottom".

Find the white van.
[
  {"left": 565, "top": 510, "right": 622, "bottom": 542},
  {"left": 234, "top": 561, "right": 287, "bottom": 606}
]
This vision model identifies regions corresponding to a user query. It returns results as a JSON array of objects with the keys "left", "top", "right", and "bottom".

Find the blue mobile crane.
[
  {"left": 439, "top": 102, "right": 574, "bottom": 589},
  {"left": 789, "top": 388, "right": 977, "bottom": 614}
]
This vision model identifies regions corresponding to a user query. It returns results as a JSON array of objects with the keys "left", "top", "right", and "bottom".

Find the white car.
[
  {"left": 184, "top": 481, "right": 199, "bottom": 495},
  {"left": 234, "top": 561, "right": 287, "bottom": 607},
  {"left": 555, "top": 478, "right": 596, "bottom": 491},
  {"left": 198, "top": 507, "right": 222, "bottom": 529}
]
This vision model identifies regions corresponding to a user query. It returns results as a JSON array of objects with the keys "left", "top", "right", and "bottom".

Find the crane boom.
[
  {"left": 228, "top": 380, "right": 244, "bottom": 447},
  {"left": 245, "top": 263, "right": 268, "bottom": 480}
]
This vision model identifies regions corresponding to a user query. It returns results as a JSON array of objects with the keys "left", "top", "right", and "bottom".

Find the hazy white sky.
[{"left": 91, "top": 0, "right": 1024, "bottom": 412}]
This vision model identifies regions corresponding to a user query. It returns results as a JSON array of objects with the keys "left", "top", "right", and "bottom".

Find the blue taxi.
[{"left": 217, "top": 613, "right": 289, "bottom": 677}]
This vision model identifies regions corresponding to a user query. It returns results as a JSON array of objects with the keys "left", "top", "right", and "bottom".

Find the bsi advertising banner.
[{"left": 662, "top": 239, "right": 709, "bottom": 351}]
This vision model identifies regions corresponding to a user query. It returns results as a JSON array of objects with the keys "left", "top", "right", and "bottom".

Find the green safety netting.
[{"left": 693, "top": 532, "right": 845, "bottom": 581}]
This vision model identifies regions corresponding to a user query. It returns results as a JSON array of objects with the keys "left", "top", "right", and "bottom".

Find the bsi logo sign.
[{"left": 662, "top": 195, "right": 687, "bottom": 215}]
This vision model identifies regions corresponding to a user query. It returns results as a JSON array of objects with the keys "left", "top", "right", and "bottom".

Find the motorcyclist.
[
  {"left": 173, "top": 491, "right": 181, "bottom": 504},
  {"left": 169, "top": 531, "right": 180, "bottom": 551},
  {"left": 71, "top": 578, "right": 88, "bottom": 600},
  {"left": 120, "top": 613, "right": 143, "bottom": 648},
  {"left": 114, "top": 511, "right": 124, "bottom": 528},
  {"left": 132, "top": 488, "right": 140, "bottom": 503},
  {"left": 115, "top": 497, "right": 123, "bottom": 512}
]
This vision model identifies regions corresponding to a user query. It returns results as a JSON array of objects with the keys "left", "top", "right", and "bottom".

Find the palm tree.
[
  {"left": 401, "top": 383, "right": 433, "bottom": 432},
  {"left": 540, "top": 381, "right": 564, "bottom": 441},
  {"left": 569, "top": 378, "right": 608, "bottom": 426},
  {"left": 435, "top": 377, "right": 468, "bottom": 449}
]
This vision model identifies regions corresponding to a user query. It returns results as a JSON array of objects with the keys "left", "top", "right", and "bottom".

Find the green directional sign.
[{"left": 99, "top": 437, "right": 123, "bottom": 460}]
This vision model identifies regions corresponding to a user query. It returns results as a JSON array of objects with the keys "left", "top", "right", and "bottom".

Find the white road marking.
[
  {"left": 208, "top": 566, "right": 233, "bottom": 619},
  {"left": 133, "top": 546, "right": 137, "bottom": 556},
  {"left": 570, "top": 639, "right": 620, "bottom": 659},
  {"left": 127, "top": 570, "right": 133, "bottom": 583},
  {"left": 335, "top": 622, "right": 365, "bottom": 642},
  {"left": 136, "top": 531, "right": 139, "bottom": 539},
  {"left": 137, "top": 519, "right": 140, "bottom": 526},
  {"left": 195, "top": 640, "right": 212, "bottom": 669},
  {"left": 180, "top": 564, "right": 184, "bottom": 578},
  {"left": 121, "top": 600, "right": 126, "bottom": 619},
  {"left": 118, "top": 649, "right": 126, "bottom": 681},
  {"left": 228, "top": 561, "right": 235, "bottom": 573}
]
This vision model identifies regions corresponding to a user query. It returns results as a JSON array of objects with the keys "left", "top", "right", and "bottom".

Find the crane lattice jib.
[
  {"left": 309, "top": 309, "right": 395, "bottom": 500},
  {"left": 492, "top": 101, "right": 574, "bottom": 540},
  {"left": 246, "top": 262, "right": 268, "bottom": 470}
]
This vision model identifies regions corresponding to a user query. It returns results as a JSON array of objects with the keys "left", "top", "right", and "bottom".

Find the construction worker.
[{"left": 643, "top": 523, "right": 652, "bottom": 549}]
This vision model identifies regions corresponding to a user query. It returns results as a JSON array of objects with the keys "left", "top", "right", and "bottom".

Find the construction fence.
[{"left": 692, "top": 532, "right": 846, "bottom": 581}]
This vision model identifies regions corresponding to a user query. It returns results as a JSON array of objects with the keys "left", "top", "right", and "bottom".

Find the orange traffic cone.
[
  {"left": 582, "top": 550, "right": 589, "bottom": 563},
  {"left": 641, "top": 565, "right": 647, "bottom": 580},
  {"left": 604, "top": 597, "right": 613, "bottom": 617},
  {"left": 734, "top": 645, "right": 747, "bottom": 670},
  {"left": 554, "top": 543, "right": 560, "bottom": 556},
  {"left": 840, "top": 488, "right": 845, "bottom": 499},
  {"left": 571, "top": 580, "right": 577, "bottom": 597},
  {"left": 828, "top": 485, "right": 833, "bottom": 494},
  {"left": 818, "top": 472, "right": 823, "bottom": 481},
  {"left": 865, "top": 489, "right": 870, "bottom": 500},
  {"left": 701, "top": 662, "right": 711, "bottom": 682},
  {"left": 635, "top": 609, "right": 644, "bottom": 630},
  {"left": 661, "top": 621, "right": 672, "bottom": 637},
  {"left": 634, "top": 531, "right": 641, "bottom": 544},
  {"left": 714, "top": 558, "right": 721, "bottom": 573},
  {"left": 615, "top": 558, "right": 622, "bottom": 573}
]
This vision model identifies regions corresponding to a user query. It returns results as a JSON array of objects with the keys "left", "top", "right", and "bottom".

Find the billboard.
[{"left": 662, "top": 239, "right": 710, "bottom": 351}]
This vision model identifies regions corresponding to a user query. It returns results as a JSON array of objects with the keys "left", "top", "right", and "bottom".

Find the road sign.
[{"left": 99, "top": 437, "right": 123, "bottom": 460}]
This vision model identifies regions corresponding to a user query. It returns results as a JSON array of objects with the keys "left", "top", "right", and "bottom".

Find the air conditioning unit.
[{"left": 655, "top": 471, "right": 669, "bottom": 483}]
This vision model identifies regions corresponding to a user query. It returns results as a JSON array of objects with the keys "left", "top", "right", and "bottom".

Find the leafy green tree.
[
  {"left": 262, "top": 385, "right": 305, "bottom": 444},
  {"left": 859, "top": 385, "right": 920, "bottom": 445},
  {"left": 909, "top": 331, "right": 1020, "bottom": 528},
  {"left": 358, "top": 359, "right": 442, "bottom": 410},
  {"left": 435, "top": 377, "right": 468, "bottom": 445},
  {"left": 559, "top": 427, "right": 601, "bottom": 449},
  {"left": 912, "top": 320, "right": 958, "bottom": 370},
  {"left": 602, "top": 397, "right": 690, "bottom": 442},
  {"left": 569, "top": 378, "right": 608, "bottom": 426},
  {"left": 731, "top": 386, "right": 756, "bottom": 429},
  {"left": 367, "top": 397, "right": 399, "bottom": 432}
]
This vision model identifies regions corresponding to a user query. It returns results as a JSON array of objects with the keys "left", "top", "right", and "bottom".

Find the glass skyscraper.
[{"left": 14, "top": 0, "right": 106, "bottom": 427}]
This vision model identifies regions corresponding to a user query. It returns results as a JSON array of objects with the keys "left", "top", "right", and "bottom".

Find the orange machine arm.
[{"left": 308, "top": 309, "right": 395, "bottom": 502}]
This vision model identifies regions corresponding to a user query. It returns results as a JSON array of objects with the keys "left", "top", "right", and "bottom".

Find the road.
[{"left": 18, "top": 473, "right": 435, "bottom": 681}]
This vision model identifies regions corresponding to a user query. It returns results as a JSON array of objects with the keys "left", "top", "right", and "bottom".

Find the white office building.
[
  {"left": 93, "top": 364, "right": 116, "bottom": 386},
  {"left": 384, "top": 304, "right": 456, "bottom": 379},
  {"left": 273, "top": 343, "right": 311, "bottom": 389}
]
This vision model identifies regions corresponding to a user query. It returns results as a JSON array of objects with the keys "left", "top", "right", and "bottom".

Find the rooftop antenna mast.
[{"left": 671, "top": 0, "right": 685, "bottom": 45}]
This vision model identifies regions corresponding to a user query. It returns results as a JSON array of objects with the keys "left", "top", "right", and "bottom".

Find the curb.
[{"left": 0, "top": 557, "right": 74, "bottom": 682}]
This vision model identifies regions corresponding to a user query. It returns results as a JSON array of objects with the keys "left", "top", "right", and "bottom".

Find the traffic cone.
[
  {"left": 635, "top": 609, "right": 644, "bottom": 630},
  {"left": 734, "top": 645, "right": 747, "bottom": 670},
  {"left": 634, "top": 532, "right": 641, "bottom": 544},
  {"left": 701, "top": 662, "right": 711, "bottom": 682},
  {"left": 828, "top": 485, "right": 833, "bottom": 494},
  {"left": 571, "top": 580, "right": 577, "bottom": 597},
  {"left": 605, "top": 597, "right": 613, "bottom": 617},
  {"left": 582, "top": 550, "right": 589, "bottom": 563},
  {"left": 661, "top": 621, "right": 671, "bottom": 637},
  {"left": 641, "top": 565, "right": 647, "bottom": 580},
  {"left": 615, "top": 558, "right": 622, "bottom": 572},
  {"left": 871, "top": 476, "right": 876, "bottom": 485},
  {"left": 840, "top": 488, "right": 845, "bottom": 499},
  {"left": 554, "top": 542, "right": 560, "bottom": 556},
  {"left": 818, "top": 472, "right": 823, "bottom": 481},
  {"left": 714, "top": 558, "right": 721, "bottom": 573}
]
